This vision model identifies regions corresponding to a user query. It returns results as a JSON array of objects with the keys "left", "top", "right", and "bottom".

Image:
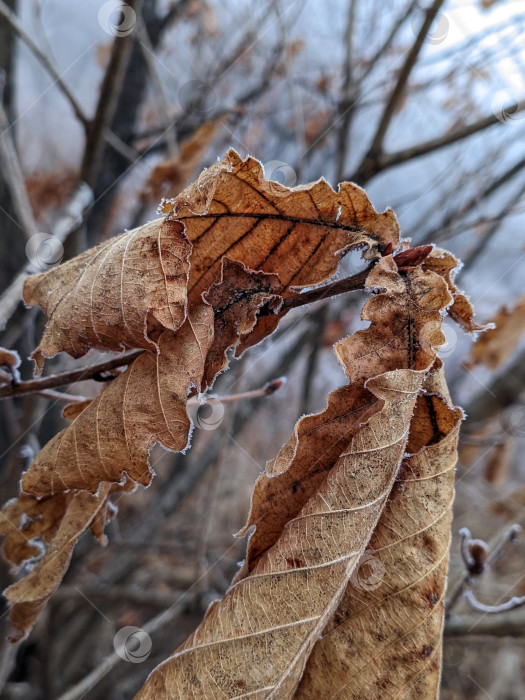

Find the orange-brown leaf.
[
  {"left": 422, "top": 248, "right": 485, "bottom": 332},
  {"left": 2, "top": 486, "right": 112, "bottom": 640},
  {"left": 23, "top": 219, "right": 191, "bottom": 373},
  {"left": 21, "top": 305, "right": 213, "bottom": 497},
  {"left": 136, "top": 368, "right": 424, "bottom": 700},
  {"left": 162, "top": 149, "right": 400, "bottom": 351},
  {"left": 465, "top": 294, "right": 525, "bottom": 369},
  {"left": 296, "top": 368, "right": 462, "bottom": 698}
]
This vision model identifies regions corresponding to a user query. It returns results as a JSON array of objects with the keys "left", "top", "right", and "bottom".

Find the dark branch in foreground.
[{"left": 0, "top": 264, "right": 374, "bottom": 400}]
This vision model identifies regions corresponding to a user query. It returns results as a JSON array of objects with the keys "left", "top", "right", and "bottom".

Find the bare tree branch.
[
  {"left": 79, "top": 0, "right": 143, "bottom": 187},
  {"left": 357, "top": 99, "right": 525, "bottom": 180},
  {"left": 0, "top": 182, "right": 93, "bottom": 330},
  {"left": 0, "top": 101, "right": 37, "bottom": 238},
  {"left": 352, "top": 0, "right": 446, "bottom": 183},
  {"left": 0, "top": 0, "right": 88, "bottom": 127},
  {"left": 0, "top": 263, "right": 373, "bottom": 399}
]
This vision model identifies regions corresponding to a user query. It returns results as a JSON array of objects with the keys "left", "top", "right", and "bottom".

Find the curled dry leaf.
[
  {"left": 296, "top": 366, "right": 463, "bottom": 699},
  {"left": 23, "top": 219, "right": 191, "bottom": 373},
  {"left": 0, "top": 484, "right": 118, "bottom": 640},
  {"left": 24, "top": 150, "right": 399, "bottom": 374},
  {"left": 21, "top": 305, "right": 213, "bottom": 497},
  {"left": 137, "top": 369, "right": 424, "bottom": 700},
  {"left": 136, "top": 256, "right": 454, "bottom": 699},
  {"left": 422, "top": 248, "right": 486, "bottom": 333},
  {"left": 162, "top": 148, "right": 400, "bottom": 352},
  {"left": 202, "top": 257, "right": 283, "bottom": 387},
  {"left": 465, "top": 294, "right": 525, "bottom": 370}
]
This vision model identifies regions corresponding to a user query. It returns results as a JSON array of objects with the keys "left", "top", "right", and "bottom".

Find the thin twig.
[
  {"left": 446, "top": 524, "right": 523, "bottom": 616},
  {"left": 187, "top": 377, "right": 286, "bottom": 406},
  {"left": 79, "top": 0, "right": 142, "bottom": 187},
  {"left": 0, "top": 182, "right": 93, "bottom": 330},
  {"left": 0, "top": 101, "right": 37, "bottom": 238},
  {"left": 463, "top": 586, "right": 525, "bottom": 615},
  {"left": 36, "top": 389, "right": 88, "bottom": 403},
  {"left": 0, "top": 349, "right": 143, "bottom": 399},
  {"left": 55, "top": 592, "right": 194, "bottom": 700},
  {"left": 352, "top": 0, "right": 445, "bottom": 183},
  {"left": 0, "top": 265, "right": 373, "bottom": 399},
  {"left": 136, "top": 16, "right": 178, "bottom": 157},
  {"left": 362, "top": 98, "right": 525, "bottom": 178},
  {"left": 0, "top": 0, "right": 88, "bottom": 126}
]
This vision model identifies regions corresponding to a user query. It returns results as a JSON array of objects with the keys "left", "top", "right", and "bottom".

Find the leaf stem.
[{"left": 0, "top": 265, "right": 373, "bottom": 400}]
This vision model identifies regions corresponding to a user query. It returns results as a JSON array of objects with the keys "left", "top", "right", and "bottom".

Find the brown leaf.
[
  {"left": 24, "top": 150, "right": 398, "bottom": 376},
  {"left": 337, "top": 255, "right": 452, "bottom": 382},
  {"left": 1, "top": 485, "right": 112, "bottom": 640},
  {"left": 422, "top": 247, "right": 486, "bottom": 332},
  {"left": 465, "top": 294, "right": 525, "bottom": 369},
  {"left": 23, "top": 219, "right": 191, "bottom": 373},
  {"left": 21, "top": 305, "right": 213, "bottom": 497},
  {"left": 202, "top": 257, "right": 282, "bottom": 386},
  {"left": 136, "top": 369, "right": 424, "bottom": 700},
  {"left": 162, "top": 149, "right": 400, "bottom": 351},
  {"left": 136, "top": 252, "right": 454, "bottom": 699},
  {"left": 296, "top": 368, "right": 463, "bottom": 698}
]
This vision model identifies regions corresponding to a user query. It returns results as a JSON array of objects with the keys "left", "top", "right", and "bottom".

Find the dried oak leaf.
[
  {"left": 465, "top": 294, "right": 525, "bottom": 369},
  {"left": 136, "top": 255, "right": 453, "bottom": 699},
  {"left": 296, "top": 366, "right": 463, "bottom": 699},
  {"left": 22, "top": 150, "right": 398, "bottom": 377},
  {"left": 21, "top": 305, "right": 213, "bottom": 497},
  {"left": 23, "top": 219, "right": 191, "bottom": 373},
  {"left": 236, "top": 257, "right": 453, "bottom": 577},
  {"left": 161, "top": 148, "right": 400, "bottom": 353},
  {"left": 136, "top": 369, "right": 423, "bottom": 700},
  {"left": 202, "top": 257, "right": 283, "bottom": 386},
  {"left": 0, "top": 484, "right": 116, "bottom": 640},
  {"left": 337, "top": 255, "right": 452, "bottom": 382},
  {"left": 422, "top": 247, "right": 486, "bottom": 332}
]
